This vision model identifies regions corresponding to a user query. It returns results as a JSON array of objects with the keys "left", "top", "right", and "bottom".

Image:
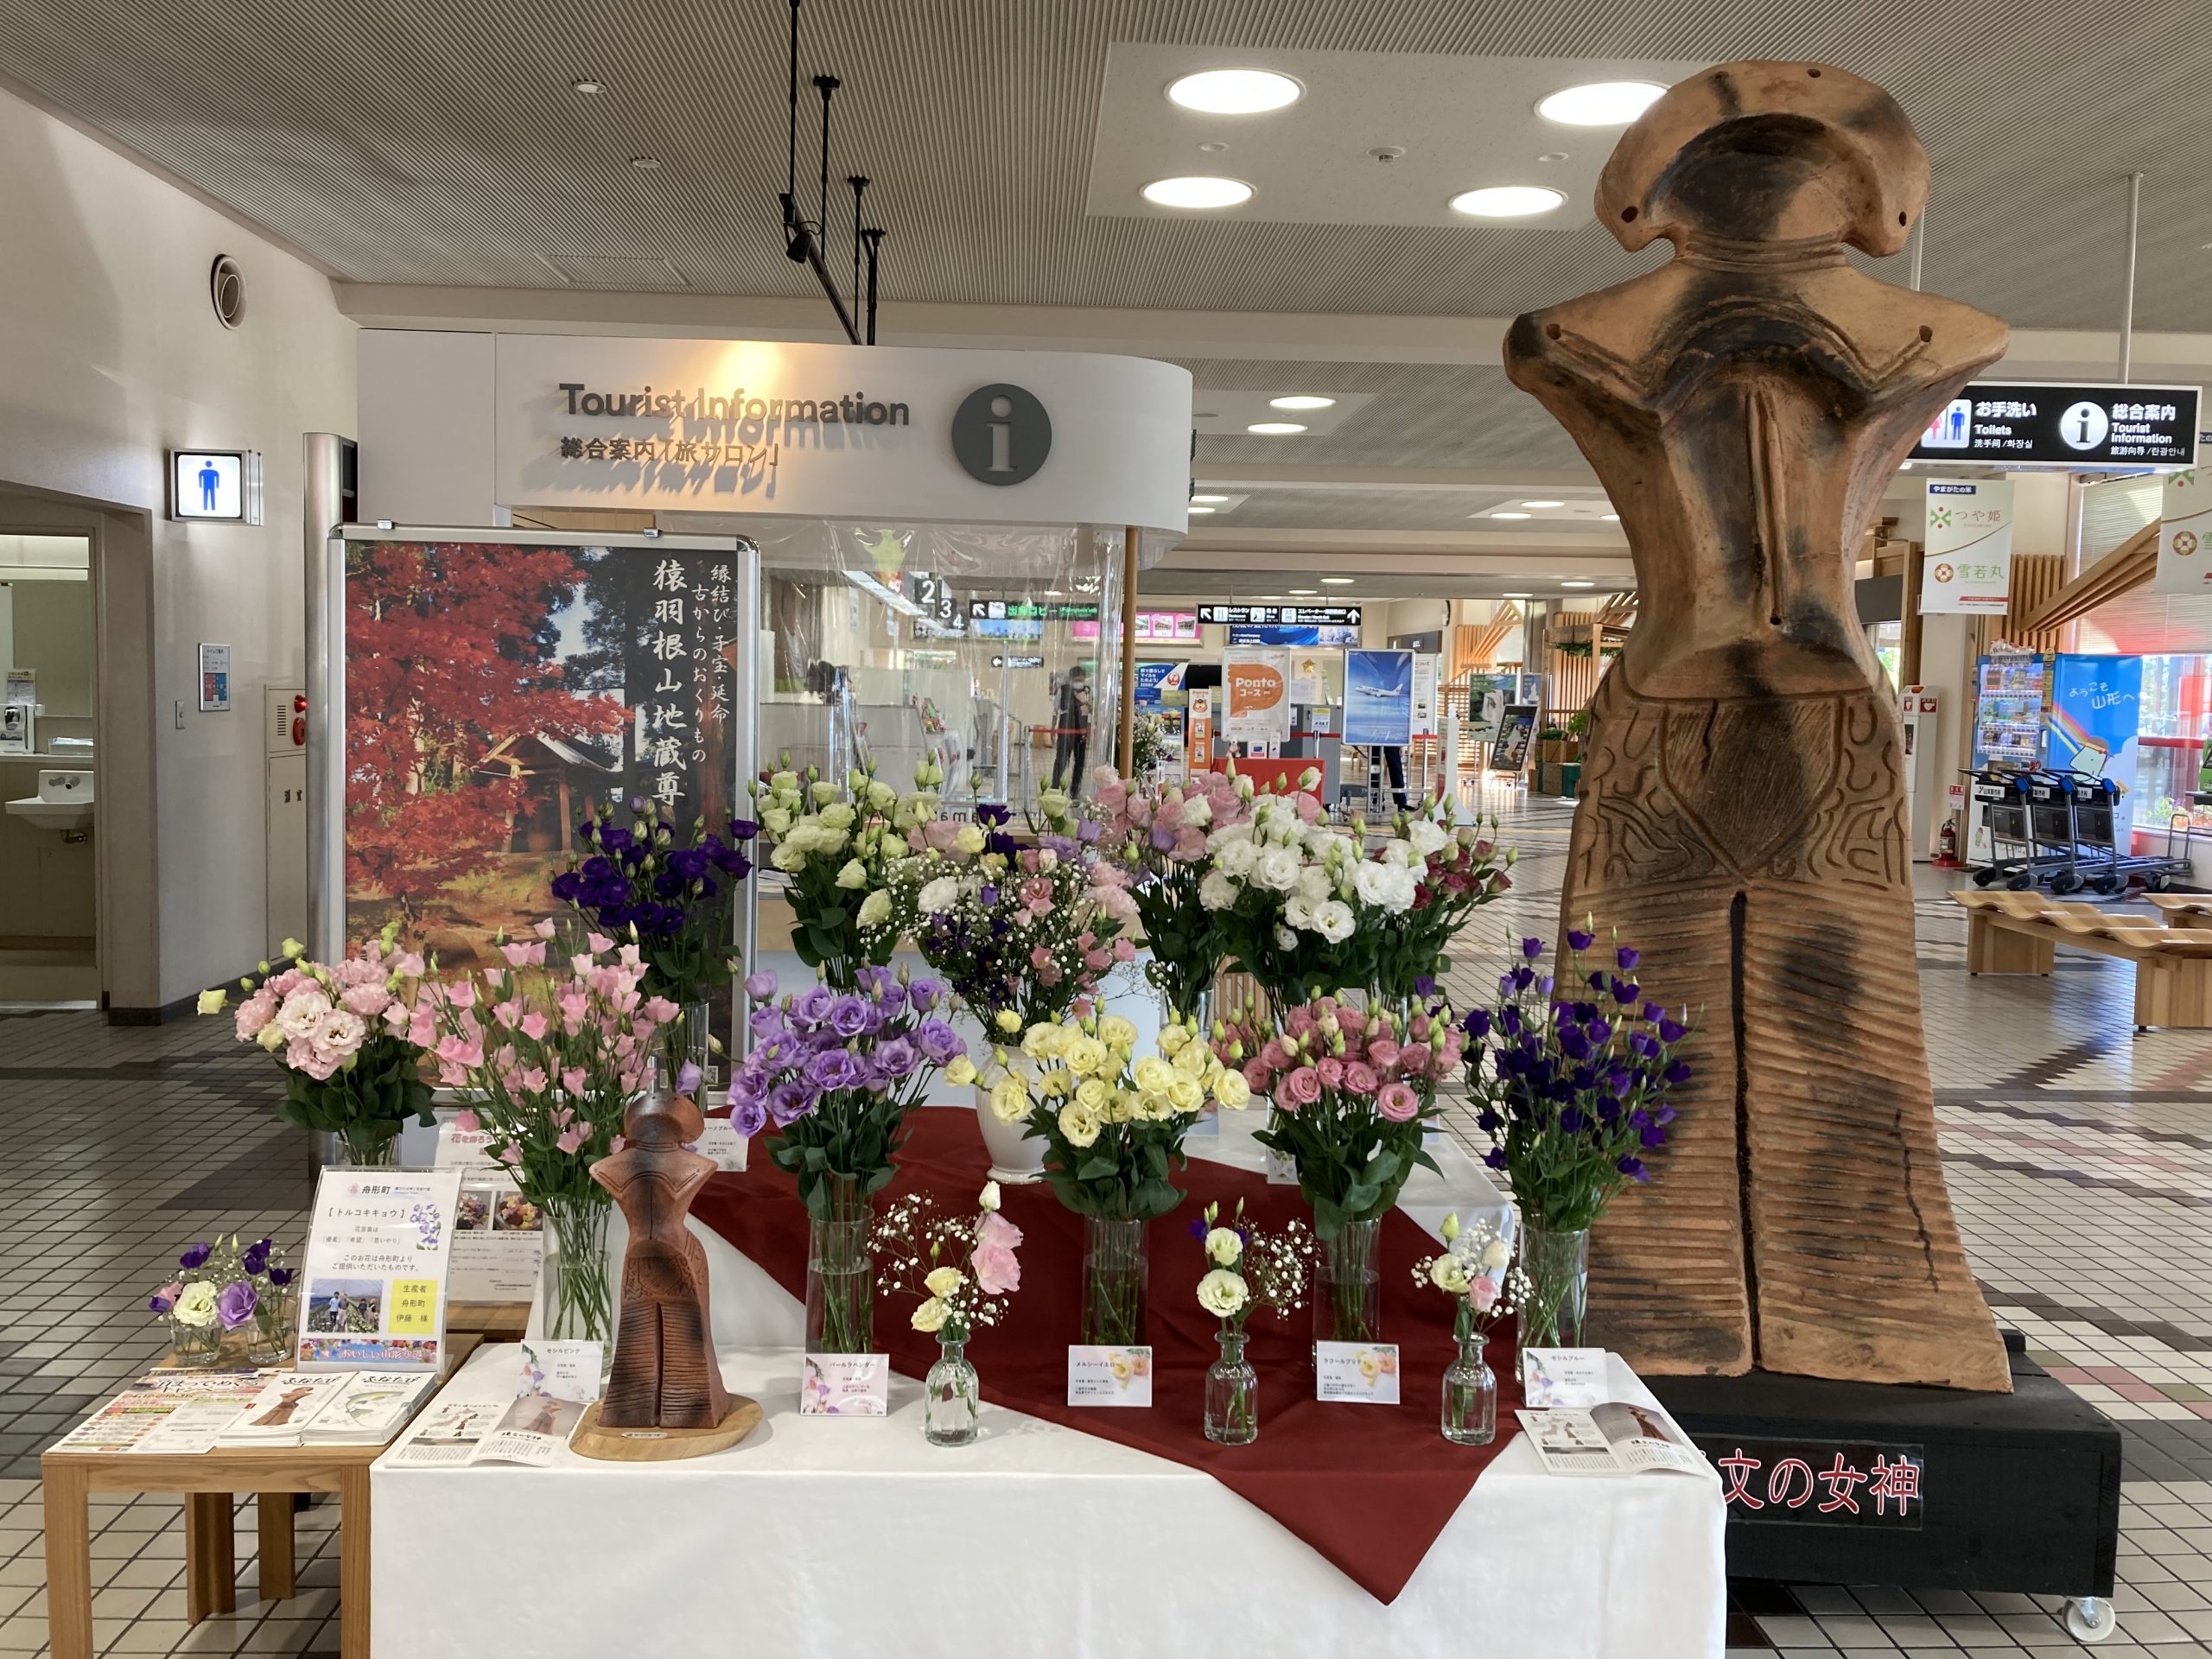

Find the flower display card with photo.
[
  {"left": 799, "top": 1353, "right": 890, "bottom": 1416},
  {"left": 1521, "top": 1346, "right": 1610, "bottom": 1408},
  {"left": 1067, "top": 1345, "right": 1154, "bottom": 1407},
  {"left": 1315, "top": 1342, "right": 1402, "bottom": 1403},
  {"left": 437, "top": 1119, "right": 546, "bottom": 1302},
  {"left": 466, "top": 1340, "right": 602, "bottom": 1465},
  {"left": 295, "top": 1168, "right": 462, "bottom": 1370}
]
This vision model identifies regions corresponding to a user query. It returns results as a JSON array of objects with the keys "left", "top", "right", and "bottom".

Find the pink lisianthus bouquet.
[
  {"left": 416, "top": 923, "right": 666, "bottom": 1208},
  {"left": 199, "top": 926, "right": 433, "bottom": 1162},
  {"left": 1217, "top": 991, "right": 1465, "bottom": 1237},
  {"left": 873, "top": 1181, "right": 1026, "bottom": 1342},
  {"left": 1088, "top": 766, "right": 1254, "bottom": 1020}
]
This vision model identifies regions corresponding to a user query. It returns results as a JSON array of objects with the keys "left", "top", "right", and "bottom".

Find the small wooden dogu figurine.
[{"left": 589, "top": 1080, "right": 733, "bottom": 1429}]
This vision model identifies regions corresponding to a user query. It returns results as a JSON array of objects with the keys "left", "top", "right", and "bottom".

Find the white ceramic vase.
[{"left": 974, "top": 1086, "right": 1049, "bottom": 1184}]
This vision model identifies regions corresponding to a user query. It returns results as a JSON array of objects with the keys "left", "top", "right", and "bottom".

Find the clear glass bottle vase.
[
  {"left": 1205, "top": 1330, "right": 1259, "bottom": 1446},
  {"left": 1080, "top": 1216, "right": 1147, "bottom": 1348},
  {"left": 332, "top": 1119, "right": 403, "bottom": 1168},
  {"left": 540, "top": 1193, "right": 615, "bottom": 1344},
  {"left": 1313, "top": 1216, "right": 1382, "bottom": 1347},
  {"left": 806, "top": 1178, "right": 875, "bottom": 1355},
  {"left": 247, "top": 1280, "right": 301, "bottom": 1365},
  {"left": 1516, "top": 1224, "right": 1589, "bottom": 1363},
  {"left": 924, "top": 1337, "right": 980, "bottom": 1446},
  {"left": 1441, "top": 1334, "right": 1497, "bottom": 1446}
]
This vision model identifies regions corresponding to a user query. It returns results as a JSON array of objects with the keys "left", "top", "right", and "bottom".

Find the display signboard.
[
  {"left": 1707, "top": 1439, "right": 1925, "bottom": 1529},
  {"left": 1411, "top": 653, "right": 1440, "bottom": 737},
  {"left": 1220, "top": 647, "right": 1294, "bottom": 744},
  {"left": 1910, "top": 382, "right": 2200, "bottom": 467},
  {"left": 1133, "top": 660, "right": 1186, "bottom": 709},
  {"left": 2047, "top": 654, "right": 2141, "bottom": 835},
  {"left": 989, "top": 653, "right": 1045, "bottom": 671},
  {"left": 1344, "top": 650, "right": 1414, "bottom": 747},
  {"left": 2154, "top": 469, "right": 2211, "bottom": 594},
  {"left": 1199, "top": 603, "right": 1361, "bottom": 627},
  {"left": 1185, "top": 689, "right": 1214, "bottom": 772},
  {"left": 909, "top": 571, "right": 958, "bottom": 626},
  {"left": 1134, "top": 611, "right": 1200, "bottom": 642},
  {"left": 1490, "top": 705, "right": 1537, "bottom": 772},
  {"left": 1918, "top": 480, "right": 2013, "bottom": 614},
  {"left": 969, "top": 599, "right": 1099, "bottom": 622},
  {"left": 295, "top": 1168, "right": 463, "bottom": 1371},
  {"left": 1228, "top": 622, "right": 1362, "bottom": 647},
  {"left": 169, "top": 449, "right": 262, "bottom": 523}
]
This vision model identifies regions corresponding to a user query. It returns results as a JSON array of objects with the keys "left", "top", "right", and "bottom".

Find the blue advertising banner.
[
  {"left": 1134, "top": 660, "right": 1186, "bottom": 709},
  {"left": 1344, "top": 650, "right": 1414, "bottom": 747},
  {"left": 2047, "top": 654, "right": 2141, "bottom": 833}
]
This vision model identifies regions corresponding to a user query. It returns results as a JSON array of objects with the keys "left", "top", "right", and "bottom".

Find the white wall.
[{"left": 0, "top": 85, "right": 357, "bottom": 1008}]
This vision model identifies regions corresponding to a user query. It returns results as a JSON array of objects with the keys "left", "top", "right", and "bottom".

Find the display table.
[{"left": 373, "top": 1341, "right": 1725, "bottom": 1657}]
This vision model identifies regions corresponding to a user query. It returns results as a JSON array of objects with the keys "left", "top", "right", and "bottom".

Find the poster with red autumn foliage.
[{"left": 344, "top": 537, "right": 744, "bottom": 967}]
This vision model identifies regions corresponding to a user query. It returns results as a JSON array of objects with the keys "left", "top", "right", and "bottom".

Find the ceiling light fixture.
[
  {"left": 1288, "top": 588, "right": 1318, "bottom": 595},
  {"left": 1269, "top": 395, "right": 1335, "bottom": 410},
  {"left": 1521, "top": 499, "right": 1565, "bottom": 509},
  {"left": 1501, "top": 592, "right": 1533, "bottom": 599},
  {"left": 1536, "top": 81, "right": 1668, "bottom": 127},
  {"left": 1187, "top": 505, "right": 1216, "bottom": 514},
  {"left": 629, "top": 155, "right": 662, "bottom": 170},
  {"left": 1449, "top": 185, "right": 1565, "bottom": 218},
  {"left": 1166, "top": 68, "right": 1303, "bottom": 115},
  {"left": 1142, "top": 175, "right": 1253, "bottom": 209},
  {"left": 1491, "top": 511, "right": 1532, "bottom": 519},
  {"left": 1601, "top": 512, "right": 1621, "bottom": 521},
  {"left": 1191, "top": 493, "right": 1229, "bottom": 504},
  {"left": 571, "top": 79, "right": 606, "bottom": 95},
  {"left": 1560, "top": 579, "right": 1596, "bottom": 588},
  {"left": 1246, "top": 421, "right": 1306, "bottom": 435},
  {"left": 1320, "top": 576, "right": 1354, "bottom": 586}
]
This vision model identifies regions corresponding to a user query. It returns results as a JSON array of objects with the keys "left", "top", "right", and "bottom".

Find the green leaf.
[
  {"left": 1075, "top": 1157, "right": 1119, "bottom": 1183},
  {"left": 1342, "top": 1181, "right": 1381, "bottom": 1214}
]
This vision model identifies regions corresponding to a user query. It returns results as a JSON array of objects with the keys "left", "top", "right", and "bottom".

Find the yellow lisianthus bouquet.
[{"left": 994, "top": 1012, "right": 1250, "bottom": 1223}]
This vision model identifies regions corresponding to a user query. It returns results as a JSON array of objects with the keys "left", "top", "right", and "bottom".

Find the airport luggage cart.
[
  {"left": 2063, "top": 777, "right": 2195, "bottom": 894},
  {"left": 1968, "top": 769, "right": 2069, "bottom": 891}
]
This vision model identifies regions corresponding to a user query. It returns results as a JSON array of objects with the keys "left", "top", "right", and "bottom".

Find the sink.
[{"left": 6, "top": 770, "right": 93, "bottom": 831}]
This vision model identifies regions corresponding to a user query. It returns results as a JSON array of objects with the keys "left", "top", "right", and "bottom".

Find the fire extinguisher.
[{"left": 1936, "top": 817, "right": 1961, "bottom": 866}]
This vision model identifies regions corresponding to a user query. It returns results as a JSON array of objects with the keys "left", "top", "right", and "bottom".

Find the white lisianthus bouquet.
[
  {"left": 1189, "top": 1197, "right": 1314, "bottom": 1334},
  {"left": 1201, "top": 791, "right": 1514, "bottom": 1006},
  {"left": 1412, "top": 1211, "right": 1529, "bottom": 1348},
  {"left": 752, "top": 756, "right": 942, "bottom": 988},
  {"left": 990, "top": 1012, "right": 1250, "bottom": 1222},
  {"left": 199, "top": 926, "right": 434, "bottom": 1164}
]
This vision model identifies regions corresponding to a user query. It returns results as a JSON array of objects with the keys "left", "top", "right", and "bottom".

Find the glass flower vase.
[
  {"left": 168, "top": 1309, "right": 224, "bottom": 1368},
  {"left": 247, "top": 1280, "right": 301, "bottom": 1365},
  {"left": 1205, "top": 1330, "right": 1259, "bottom": 1446},
  {"left": 924, "top": 1337, "right": 980, "bottom": 1446},
  {"left": 333, "top": 1119, "right": 403, "bottom": 1168},
  {"left": 805, "top": 1179, "right": 875, "bottom": 1355},
  {"left": 667, "top": 1001, "right": 714, "bottom": 1090},
  {"left": 1313, "top": 1217, "right": 1382, "bottom": 1347},
  {"left": 1080, "top": 1216, "right": 1147, "bottom": 1348},
  {"left": 1517, "top": 1224, "right": 1589, "bottom": 1363},
  {"left": 540, "top": 1193, "right": 615, "bottom": 1344},
  {"left": 1441, "top": 1335, "right": 1497, "bottom": 1446}
]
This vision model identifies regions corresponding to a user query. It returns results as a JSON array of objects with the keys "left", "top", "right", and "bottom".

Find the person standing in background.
[{"left": 1052, "top": 663, "right": 1092, "bottom": 793}]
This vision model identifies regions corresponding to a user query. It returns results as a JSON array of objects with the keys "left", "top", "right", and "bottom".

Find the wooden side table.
[{"left": 41, "top": 1335, "right": 480, "bottom": 1659}]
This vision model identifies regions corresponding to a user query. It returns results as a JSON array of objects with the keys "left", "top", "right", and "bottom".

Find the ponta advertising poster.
[
  {"left": 1220, "top": 646, "right": 1293, "bottom": 743},
  {"left": 295, "top": 1169, "right": 462, "bottom": 1370},
  {"left": 1344, "top": 651, "right": 1414, "bottom": 747}
]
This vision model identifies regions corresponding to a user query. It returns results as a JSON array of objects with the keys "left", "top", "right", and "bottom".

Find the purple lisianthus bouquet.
[
  {"left": 550, "top": 796, "right": 756, "bottom": 1010},
  {"left": 149, "top": 1233, "right": 299, "bottom": 1356},
  {"left": 726, "top": 966, "right": 967, "bottom": 1217},
  {"left": 1461, "top": 927, "right": 1694, "bottom": 1232}
]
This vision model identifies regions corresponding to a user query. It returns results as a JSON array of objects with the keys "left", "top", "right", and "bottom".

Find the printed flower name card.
[
  {"left": 1315, "top": 1342, "right": 1401, "bottom": 1404},
  {"left": 1522, "top": 1347, "right": 1609, "bottom": 1408},
  {"left": 1067, "top": 1345, "right": 1154, "bottom": 1407},
  {"left": 800, "top": 1353, "right": 889, "bottom": 1417}
]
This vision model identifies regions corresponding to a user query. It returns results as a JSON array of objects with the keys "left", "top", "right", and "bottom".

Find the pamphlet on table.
[
  {"left": 53, "top": 1371, "right": 264, "bottom": 1456},
  {"left": 1516, "top": 1402, "right": 1709, "bottom": 1478},
  {"left": 218, "top": 1370, "right": 437, "bottom": 1446},
  {"left": 465, "top": 1341, "right": 603, "bottom": 1465},
  {"left": 295, "top": 1167, "right": 462, "bottom": 1370}
]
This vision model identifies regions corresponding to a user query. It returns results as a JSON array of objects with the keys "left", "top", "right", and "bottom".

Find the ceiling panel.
[
  {"left": 1, "top": 0, "right": 2207, "bottom": 331},
  {"left": 1196, "top": 486, "right": 1620, "bottom": 533}
]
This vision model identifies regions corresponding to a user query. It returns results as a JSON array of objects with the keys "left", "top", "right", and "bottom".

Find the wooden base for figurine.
[{"left": 569, "top": 1397, "right": 762, "bottom": 1462}]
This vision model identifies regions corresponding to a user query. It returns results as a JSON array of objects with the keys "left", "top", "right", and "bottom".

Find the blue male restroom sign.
[
  {"left": 951, "top": 383, "right": 1051, "bottom": 485},
  {"left": 168, "top": 449, "right": 260, "bottom": 522}
]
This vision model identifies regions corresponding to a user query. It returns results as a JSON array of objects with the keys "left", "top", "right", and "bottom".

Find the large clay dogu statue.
[{"left": 1504, "top": 61, "right": 2011, "bottom": 1391}]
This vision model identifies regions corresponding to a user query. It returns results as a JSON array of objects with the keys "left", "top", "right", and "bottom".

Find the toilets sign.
[{"left": 1910, "top": 381, "right": 2199, "bottom": 467}]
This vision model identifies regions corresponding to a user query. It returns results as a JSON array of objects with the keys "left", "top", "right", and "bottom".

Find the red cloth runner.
[{"left": 691, "top": 1106, "right": 1521, "bottom": 1604}]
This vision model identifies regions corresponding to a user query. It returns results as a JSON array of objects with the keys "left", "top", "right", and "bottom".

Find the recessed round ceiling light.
[
  {"left": 1142, "top": 175, "right": 1254, "bottom": 209},
  {"left": 1537, "top": 81, "right": 1668, "bottom": 126},
  {"left": 1320, "top": 576, "right": 1354, "bottom": 586},
  {"left": 629, "top": 155, "right": 661, "bottom": 170},
  {"left": 1491, "top": 511, "right": 1532, "bottom": 519},
  {"left": 1269, "top": 395, "right": 1335, "bottom": 410},
  {"left": 1246, "top": 421, "right": 1306, "bottom": 435},
  {"left": 1186, "top": 505, "right": 1216, "bottom": 514},
  {"left": 1560, "top": 580, "right": 1596, "bottom": 588},
  {"left": 1450, "top": 185, "right": 1565, "bottom": 218},
  {"left": 1521, "top": 499, "right": 1565, "bottom": 509},
  {"left": 571, "top": 79, "right": 606, "bottom": 95},
  {"left": 1166, "top": 68, "right": 1303, "bottom": 115},
  {"left": 1191, "top": 493, "right": 1229, "bottom": 504},
  {"left": 1198, "top": 141, "right": 1229, "bottom": 154}
]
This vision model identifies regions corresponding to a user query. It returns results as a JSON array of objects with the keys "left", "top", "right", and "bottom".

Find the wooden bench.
[{"left": 1952, "top": 892, "right": 2212, "bottom": 1031}]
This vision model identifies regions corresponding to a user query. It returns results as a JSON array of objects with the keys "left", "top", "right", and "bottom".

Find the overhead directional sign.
[
  {"left": 1198, "top": 603, "right": 1361, "bottom": 626},
  {"left": 1910, "top": 382, "right": 2199, "bottom": 467}
]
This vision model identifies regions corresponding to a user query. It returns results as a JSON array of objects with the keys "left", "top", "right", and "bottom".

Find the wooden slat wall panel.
[{"left": 2002, "top": 553, "right": 2068, "bottom": 652}]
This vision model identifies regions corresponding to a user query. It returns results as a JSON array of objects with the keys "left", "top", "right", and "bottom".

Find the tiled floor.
[{"left": 2, "top": 786, "right": 2210, "bottom": 1653}]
